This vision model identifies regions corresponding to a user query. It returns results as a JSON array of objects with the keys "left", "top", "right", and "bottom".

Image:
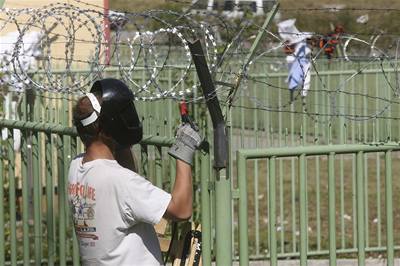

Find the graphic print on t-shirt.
[{"left": 69, "top": 182, "right": 98, "bottom": 245}]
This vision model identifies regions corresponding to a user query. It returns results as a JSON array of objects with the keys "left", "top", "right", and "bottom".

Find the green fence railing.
[
  {"left": 1, "top": 60, "right": 400, "bottom": 265},
  {"left": 236, "top": 144, "right": 400, "bottom": 265}
]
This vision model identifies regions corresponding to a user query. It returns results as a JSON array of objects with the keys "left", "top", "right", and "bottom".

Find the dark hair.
[{"left": 72, "top": 94, "right": 116, "bottom": 150}]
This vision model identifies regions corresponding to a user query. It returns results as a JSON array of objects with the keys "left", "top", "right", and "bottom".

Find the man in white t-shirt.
[{"left": 68, "top": 79, "right": 201, "bottom": 265}]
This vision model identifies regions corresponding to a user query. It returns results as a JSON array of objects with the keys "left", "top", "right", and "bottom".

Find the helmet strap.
[
  {"left": 80, "top": 93, "right": 102, "bottom": 126},
  {"left": 80, "top": 112, "right": 98, "bottom": 126},
  {"left": 86, "top": 93, "right": 101, "bottom": 113}
]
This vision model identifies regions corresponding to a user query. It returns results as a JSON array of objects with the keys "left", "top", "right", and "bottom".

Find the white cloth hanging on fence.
[{"left": 286, "top": 41, "right": 311, "bottom": 97}]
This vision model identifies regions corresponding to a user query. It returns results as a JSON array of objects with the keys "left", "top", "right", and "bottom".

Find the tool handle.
[{"left": 180, "top": 101, "right": 199, "bottom": 131}]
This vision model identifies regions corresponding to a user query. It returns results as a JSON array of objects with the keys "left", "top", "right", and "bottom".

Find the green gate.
[{"left": 236, "top": 144, "right": 400, "bottom": 265}]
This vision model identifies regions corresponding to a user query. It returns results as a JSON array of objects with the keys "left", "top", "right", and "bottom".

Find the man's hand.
[{"left": 168, "top": 124, "right": 202, "bottom": 166}]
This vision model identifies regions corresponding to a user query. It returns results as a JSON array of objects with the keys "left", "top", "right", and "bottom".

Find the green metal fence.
[
  {"left": 1, "top": 60, "right": 400, "bottom": 265},
  {"left": 236, "top": 144, "right": 400, "bottom": 265}
]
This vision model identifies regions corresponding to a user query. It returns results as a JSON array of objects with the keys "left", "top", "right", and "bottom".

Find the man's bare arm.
[{"left": 164, "top": 160, "right": 193, "bottom": 221}]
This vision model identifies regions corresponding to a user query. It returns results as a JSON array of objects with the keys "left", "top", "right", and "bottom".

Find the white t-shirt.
[{"left": 67, "top": 154, "right": 172, "bottom": 266}]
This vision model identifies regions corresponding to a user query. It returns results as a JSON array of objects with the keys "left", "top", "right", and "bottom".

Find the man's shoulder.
[
  {"left": 68, "top": 153, "right": 84, "bottom": 171},
  {"left": 94, "top": 160, "right": 144, "bottom": 181}
]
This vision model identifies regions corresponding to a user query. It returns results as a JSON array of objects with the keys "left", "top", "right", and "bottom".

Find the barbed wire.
[{"left": 0, "top": 2, "right": 399, "bottom": 123}]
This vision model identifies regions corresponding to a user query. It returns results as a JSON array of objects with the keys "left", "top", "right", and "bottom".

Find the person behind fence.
[{"left": 67, "top": 78, "right": 202, "bottom": 265}]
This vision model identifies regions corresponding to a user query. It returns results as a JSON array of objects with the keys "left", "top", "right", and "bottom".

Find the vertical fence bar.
[
  {"left": 200, "top": 151, "right": 211, "bottom": 266},
  {"left": 155, "top": 146, "right": 163, "bottom": 188},
  {"left": 328, "top": 152, "right": 336, "bottom": 265},
  {"left": 45, "top": 133, "right": 55, "bottom": 265},
  {"left": 21, "top": 130, "right": 30, "bottom": 266},
  {"left": 299, "top": 153, "right": 307, "bottom": 266},
  {"left": 268, "top": 157, "right": 277, "bottom": 266},
  {"left": 291, "top": 156, "right": 296, "bottom": 253},
  {"left": 32, "top": 132, "right": 42, "bottom": 265},
  {"left": 339, "top": 153, "right": 345, "bottom": 250},
  {"left": 352, "top": 153, "right": 357, "bottom": 248},
  {"left": 376, "top": 151, "right": 382, "bottom": 247},
  {"left": 278, "top": 78, "right": 284, "bottom": 255},
  {"left": 140, "top": 145, "right": 148, "bottom": 177},
  {"left": 57, "top": 133, "right": 66, "bottom": 265},
  {"left": 237, "top": 152, "right": 248, "bottom": 266},
  {"left": 63, "top": 100, "right": 71, "bottom": 262},
  {"left": 385, "top": 151, "right": 394, "bottom": 266},
  {"left": 351, "top": 78, "right": 356, "bottom": 143},
  {"left": 0, "top": 143, "right": 3, "bottom": 266},
  {"left": 215, "top": 167, "right": 232, "bottom": 265},
  {"left": 278, "top": 157, "right": 284, "bottom": 254},
  {"left": 386, "top": 72, "right": 392, "bottom": 140},
  {"left": 356, "top": 151, "right": 365, "bottom": 266},
  {"left": 70, "top": 137, "right": 80, "bottom": 266},
  {"left": 314, "top": 125, "right": 321, "bottom": 251},
  {"left": 227, "top": 109, "right": 235, "bottom": 256},
  {"left": 290, "top": 80, "right": 297, "bottom": 253},
  {"left": 338, "top": 76, "right": 346, "bottom": 249},
  {"left": 364, "top": 153, "right": 369, "bottom": 248},
  {"left": 252, "top": 80, "right": 260, "bottom": 255},
  {"left": 363, "top": 74, "right": 368, "bottom": 141},
  {"left": 8, "top": 132, "right": 17, "bottom": 266},
  {"left": 36, "top": 92, "right": 44, "bottom": 265},
  {"left": 375, "top": 70, "right": 382, "bottom": 247},
  {"left": 21, "top": 92, "right": 29, "bottom": 265}
]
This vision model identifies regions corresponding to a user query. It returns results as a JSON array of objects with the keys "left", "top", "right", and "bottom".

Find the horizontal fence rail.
[{"left": 236, "top": 144, "right": 400, "bottom": 265}]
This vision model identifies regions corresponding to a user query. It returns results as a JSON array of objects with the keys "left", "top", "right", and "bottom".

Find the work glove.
[{"left": 168, "top": 123, "right": 202, "bottom": 166}]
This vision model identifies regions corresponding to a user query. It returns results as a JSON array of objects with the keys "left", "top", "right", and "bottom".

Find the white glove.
[{"left": 168, "top": 124, "right": 202, "bottom": 166}]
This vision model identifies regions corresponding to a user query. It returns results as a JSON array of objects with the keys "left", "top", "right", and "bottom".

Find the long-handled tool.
[{"left": 179, "top": 101, "right": 199, "bottom": 131}]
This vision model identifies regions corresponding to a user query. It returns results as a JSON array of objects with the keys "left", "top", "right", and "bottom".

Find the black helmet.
[{"left": 90, "top": 78, "right": 143, "bottom": 146}]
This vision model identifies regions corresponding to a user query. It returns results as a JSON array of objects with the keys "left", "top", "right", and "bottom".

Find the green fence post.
[
  {"left": 215, "top": 168, "right": 233, "bottom": 265},
  {"left": 200, "top": 151, "right": 211, "bottom": 266},
  {"left": 70, "top": 136, "right": 80, "bottom": 266},
  {"left": 21, "top": 93, "right": 30, "bottom": 266},
  {"left": 268, "top": 157, "right": 277, "bottom": 266},
  {"left": 8, "top": 132, "right": 17, "bottom": 266},
  {"left": 299, "top": 153, "right": 307, "bottom": 266},
  {"left": 385, "top": 151, "right": 394, "bottom": 266},
  {"left": 62, "top": 97, "right": 71, "bottom": 265},
  {"left": 237, "top": 151, "right": 248, "bottom": 266},
  {"left": 356, "top": 151, "right": 365, "bottom": 266},
  {"left": 45, "top": 133, "right": 55, "bottom": 266},
  {"left": 58, "top": 138, "right": 66, "bottom": 264},
  {"left": 21, "top": 130, "right": 30, "bottom": 266},
  {"left": 32, "top": 120, "right": 42, "bottom": 265},
  {"left": 328, "top": 152, "right": 336, "bottom": 265}
]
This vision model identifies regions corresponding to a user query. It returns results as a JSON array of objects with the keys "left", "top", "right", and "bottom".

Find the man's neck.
[{"left": 83, "top": 140, "right": 115, "bottom": 163}]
